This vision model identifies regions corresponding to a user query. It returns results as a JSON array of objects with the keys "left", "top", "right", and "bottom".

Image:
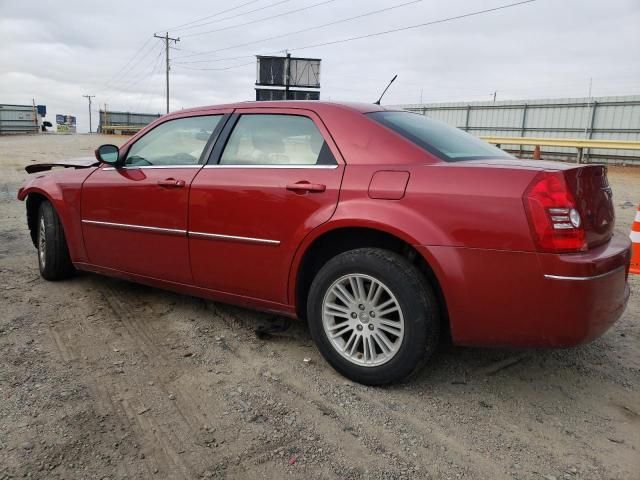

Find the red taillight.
[{"left": 523, "top": 171, "right": 586, "bottom": 253}]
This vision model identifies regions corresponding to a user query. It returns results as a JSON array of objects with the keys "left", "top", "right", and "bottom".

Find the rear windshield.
[{"left": 368, "top": 111, "right": 513, "bottom": 162}]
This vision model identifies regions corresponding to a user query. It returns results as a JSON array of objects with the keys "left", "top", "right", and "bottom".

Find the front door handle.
[
  {"left": 286, "top": 181, "right": 326, "bottom": 193},
  {"left": 158, "top": 178, "right": 186, "bottom": 188}
]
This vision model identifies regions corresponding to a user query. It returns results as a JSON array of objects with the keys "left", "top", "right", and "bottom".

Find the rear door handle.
[
  {"left": 286, "top": 181, "right": 326, "bottom": 193},
  {"left": 158, "top": 178, "right": 186, "bottom": 188}
]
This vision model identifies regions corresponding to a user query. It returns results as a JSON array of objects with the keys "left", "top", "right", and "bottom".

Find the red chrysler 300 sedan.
[{"left": 18, "top": 101, "right": 631, "bottom": 385}]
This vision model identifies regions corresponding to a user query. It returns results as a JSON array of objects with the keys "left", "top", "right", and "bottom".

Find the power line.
[
  {"left": 134, "top": 50, "right": 166, "bottom": 112},
  {"left": 143, "top": 60, "right": 167, "bottom": 114},
  {"left": 175, "top": 52, "right": 268, "bottom": 66},
  {"left": 175, "top": 0, "right": 536, "bottom": 72},
  {"left": 128, "top": 51, "right": 165, "bottom": 94},
  {"left": 177, "top": 0, "right": 425, "bottom": 59},
  {"left": 179, "top": 0, "right": 293, "bottom": 35},
  {"left": 285, "top": 1, "right": 536, "bottom": 55},
  {"left": 97, "top": 1, "right": 262, "bottom": 100},
  {"left": 174, "top": 61, "right": 255, "bottom": 71},
  {"left": 102, "top": 42, "right": 163, "bottom": 93},
  {"left": 100, "top": 37, "right": 155, "bottom": 90},
  {"left": 114, "top": 44, "right": 165, "bottom": 93},
  {"left": 156, "top": 0, "right": 262, "bottom": 33},
  {"left": 180, "top": 0, "right": 336, "bottom": 39}
]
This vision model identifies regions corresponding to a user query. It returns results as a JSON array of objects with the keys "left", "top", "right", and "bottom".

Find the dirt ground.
[{"left": 0, "top": 134, "right": 638, "bottom": 480}]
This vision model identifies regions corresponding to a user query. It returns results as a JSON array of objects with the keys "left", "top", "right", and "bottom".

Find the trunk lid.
[
  {"left": 563, "top": 164, "right": 615, "bottom": 249},
  {"left": 459, "top": 159, "right": 615, "bottom": 250}
]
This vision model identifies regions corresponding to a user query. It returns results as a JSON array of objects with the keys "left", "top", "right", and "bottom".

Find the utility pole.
[
  {"left": 82, "top": 95, "right": 95, "bottom": 133},
  {"left": 154, "top": 32, "right": 180, "bottom": 113},
  {"left": 284, "top": 52, "right": 291, "bottom": 100}
]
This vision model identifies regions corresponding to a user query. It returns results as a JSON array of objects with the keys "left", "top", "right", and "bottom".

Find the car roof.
[{"left": 173, "top": 101, "right": 394, "bottom": 116}]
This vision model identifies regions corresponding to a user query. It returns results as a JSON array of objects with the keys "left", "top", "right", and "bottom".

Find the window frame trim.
[{"left": 204, "top": 109, "right": 344, "bottom": 168}]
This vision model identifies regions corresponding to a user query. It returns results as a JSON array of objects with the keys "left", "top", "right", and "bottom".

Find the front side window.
[
  {"left": 125, "top": 115, "right": 221, "bottom": 166},
  {"left": 368, "top": 111, "right": 513, "bottom": 162},
  {"left": 219, "top": 114, "right": 335, "bottom": 166}
]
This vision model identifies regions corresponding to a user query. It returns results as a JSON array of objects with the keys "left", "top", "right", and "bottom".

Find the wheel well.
[
  {"left": 25, "top": 193, "right": 47, "bottom": 248},
  {"left": 295, "top": 227, "right": 450, "bottom": 335}
]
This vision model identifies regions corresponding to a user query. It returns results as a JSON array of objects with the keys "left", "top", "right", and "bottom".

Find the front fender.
[{"left": 18, "top": 168, "right": 95, "bottom": 263}]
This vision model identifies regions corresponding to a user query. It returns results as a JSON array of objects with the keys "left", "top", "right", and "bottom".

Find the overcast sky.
[{"left": 1, "top": 0, "right": 639, "bottom": 132}]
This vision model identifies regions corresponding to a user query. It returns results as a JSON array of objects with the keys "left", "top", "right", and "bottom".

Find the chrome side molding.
[
  {"left": 544, "top": 265, "right": 626, "bottom": 281},
  {"left": 202, "top": 164, "right": 338, "bottom": 169},
  {"left": 81, "top": 219, "right": 186, "bottom": 236},
  {"left": 82, "top": 219, "right": 280, "bottom": 245},
  {"left": 189, "top": 231, "right": 280, "bottom": 245}
]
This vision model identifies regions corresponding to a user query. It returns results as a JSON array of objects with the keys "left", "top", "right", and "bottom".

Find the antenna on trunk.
[{"left": 374, "top": 75, "right": 398, "bottom": 105}]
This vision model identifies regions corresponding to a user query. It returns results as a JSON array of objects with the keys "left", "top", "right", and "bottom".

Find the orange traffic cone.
[
  {"left": 631, "top": 203, "right": 640, "bottom": 275},
  {"left": 533, "top": 145, "right": 541, "bottom": 160}
]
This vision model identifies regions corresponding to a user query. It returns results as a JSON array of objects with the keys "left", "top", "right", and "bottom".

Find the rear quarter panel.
[
  {"left": 288, "top": 162, "right": 540, "bottom": 306},
  {"left": 312, "top": 162, "right": 539, "bottom": 250}
]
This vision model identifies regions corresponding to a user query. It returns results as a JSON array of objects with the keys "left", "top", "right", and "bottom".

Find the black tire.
[
  {"left": 307, "top": 248, "right": 440, "bottom": 385},
  {"left": 37, "top": 201, "right": 75, "bottom": 280}
]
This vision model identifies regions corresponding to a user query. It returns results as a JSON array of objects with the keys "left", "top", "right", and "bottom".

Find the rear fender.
[{"left": 286, "top": 198, "right": 449, "bottom": 306}]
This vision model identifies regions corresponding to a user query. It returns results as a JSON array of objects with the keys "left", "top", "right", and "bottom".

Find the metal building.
[
  {"left": 0, "top": 104, "right": 42, "bottom": 135},
  {"left": 395, "top": 95, "right": 640, "bottom": 164},
  {"left": 98, "top": 110, "right": 162, "bottom": 135}
]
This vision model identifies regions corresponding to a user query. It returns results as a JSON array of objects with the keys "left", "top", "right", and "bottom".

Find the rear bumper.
[{"left": 417, "top": 233, "right": 632, "bottom": 347}]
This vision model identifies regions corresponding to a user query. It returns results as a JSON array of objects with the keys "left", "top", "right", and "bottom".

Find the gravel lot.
[{"left": 0, "top": 134, "right": 638, "bottom": 480}]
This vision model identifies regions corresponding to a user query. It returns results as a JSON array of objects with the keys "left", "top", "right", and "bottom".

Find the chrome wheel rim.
[
  {"left": 38, "top": 217, "right": 46, "bottom": 269},
  {"left": 322, "top": 273, "right": 405, "bottom": 367}
]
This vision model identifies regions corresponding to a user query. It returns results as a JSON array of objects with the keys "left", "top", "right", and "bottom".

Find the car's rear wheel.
[
  {"left": 37, "top": 201, "right": 75, "bottom": 280},
  {"left": 307, "top": 248, "right": 440, "bottom": 385}
]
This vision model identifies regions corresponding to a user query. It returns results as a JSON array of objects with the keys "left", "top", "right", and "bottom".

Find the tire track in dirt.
[
  {"left": 202, "top": 329, "right": 443, "bottom": 477},
  {"left": 101, "top": 283, "right": 164, "bottom": 359},
  {"left": 85, "top": 280, "right": 247, "bottom": 477},
  {"left": 48, "top": 326, "right": 75, "bottom": 362},
  {"left": 195, "top": 312, "right": 507, "bottom": 478}
]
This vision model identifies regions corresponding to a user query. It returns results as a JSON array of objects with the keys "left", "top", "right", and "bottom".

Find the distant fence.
[
  {"left": 395, "top": 95, "right": 640, "bottom": 165},
  {"left": 98, "top": 110, "right": 162, "bottom": 135}
]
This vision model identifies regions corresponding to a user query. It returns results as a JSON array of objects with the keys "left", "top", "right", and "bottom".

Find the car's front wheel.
[
  {"left": 307, "top": 248, "right": 440, "bottom": 385},
  {"left": 37, "top": 201, "right": 75, "bottom": 281}
]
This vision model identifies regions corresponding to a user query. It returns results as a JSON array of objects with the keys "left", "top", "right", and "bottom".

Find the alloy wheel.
[
  {"left": 322, "top": 273, "right": 405, "bottom": 367},
  {"left": 38, "top": 217, "right": 46, "bottom": 269}
]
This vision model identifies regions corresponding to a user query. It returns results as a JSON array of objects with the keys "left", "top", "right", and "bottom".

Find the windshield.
[{"left": 368, "top": 111, "right": 513, "bottom": 162}]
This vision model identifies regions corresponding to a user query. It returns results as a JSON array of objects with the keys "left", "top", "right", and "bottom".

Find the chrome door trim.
[
  {"left": 544, "top": 265, "right": 626, "bottom": 281},
  {"left": 82, "top": 219, "right": 187, "bottom": 236},
  {"left": 101, "top": 165, "right": 202, "bottom": 171},
  {"left": 82, "top": 220, "right": 281, "bottom": 245},
  {"left": 189, "top": 231, "right": 280, "bottom": 246},
  {"left": 202, "top": 164, "right": 338, "bottom": 169}
]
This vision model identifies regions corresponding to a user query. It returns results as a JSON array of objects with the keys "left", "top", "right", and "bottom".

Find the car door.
[
  {"left": 81, "top": 113, "right": 228, "bottom": 283},
  {"left": 188, "top": 108, "right": 344, "bottom": 304}
]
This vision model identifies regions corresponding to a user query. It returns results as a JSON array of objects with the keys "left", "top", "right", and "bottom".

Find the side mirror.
[{"left": 95, "top": 144, "right": 120, "bottom": 165}]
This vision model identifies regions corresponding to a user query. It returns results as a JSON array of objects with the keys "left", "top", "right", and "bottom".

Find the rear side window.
[
  {"left": 368, "top": 111, "right": 512, "bottom": 162},
  {"left": 220, "top": 114, "right": 336, "bottom": 166}
]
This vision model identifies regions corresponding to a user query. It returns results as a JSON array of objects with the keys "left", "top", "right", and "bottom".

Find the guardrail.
[
  {"left": 481, "top": 136, "right": 640, "bottom": 163},
  {"left": 99, "top": 125, "right": 145, "bottom": 135}
]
